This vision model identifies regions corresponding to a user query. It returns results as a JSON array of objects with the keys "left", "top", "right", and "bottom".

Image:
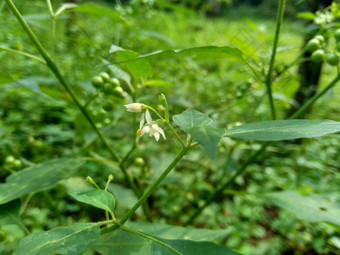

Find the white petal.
[
  {"left": 153, "top": 131, "right": 160, "bottom": 141},
  {"left": 141, "top": 126, "right": 150, "bottom": 136},
  {"left": 145, "top": 110, "right": 153, "bottom": 124},
  {"left": 158, "top": 127, "right": 166, "bottom": 140},
  {"left": 149, "top": 124, "right": 158, "bottom": 137},
  {"left": 139, "top": 113, "right": 145, "bottom": 128},
  {"left": 124, "top": 103, "right": 142, "bottom": 112}
]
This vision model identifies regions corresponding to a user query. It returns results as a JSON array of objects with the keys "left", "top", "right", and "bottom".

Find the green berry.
[
  {"left": 314, "top": 35, "right": 325, "bottom": 45},
  {"left": 91, "top": 76, "right": 104, "bottom": 89},
  {"left": 99, "top": 72, "right": 111, "bottom": 82},
  {"left": 112, "top": 87, "right": 124, "bottom": 98},
  {"left": 306, "top": 39, "right": 320, "bottom": 52},
  {"left": 326, "top": 53, "right": 339, "bottom": 66},
  {"left": 311, "top": 49, "right": 325, "bottom": 63},
  {"left": 103, "top": 101, "right": 114, "bottom": 111},
  {"left": 103, "top": 83, "right": 115, "bottom": 94},
  {"left": 95, "top": 123, "right": 103, "bottom": 129},
  {"left": 103, "top": 118, "right": 111, "bottom": 125},
  {"left": 109, "top": 78, "right": 120, "bottom": 87},
  {"left": 134, "top": 157, "right": 145, "bottom": 167},
  {"left": 13, "top": 159, "right": 22, "bottom": 168},
  {"left": 5, "top": 155, "right": 15, "bottom": 164},
  {"left": 334, "top": 29, "right": 340, "bottom": 41},
  {"left": 336, "top": 42, "right": 340, "bottom": 52}
]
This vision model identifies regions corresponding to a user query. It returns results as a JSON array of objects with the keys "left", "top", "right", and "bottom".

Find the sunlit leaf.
[
  {"left": 14, "top": 223, "right": 100, "bottom": 255},
  {"left": 0, "top": 158, "right": 85, "bottom": 204},
  {"left": 225, "top": 119, "right": 340, "bottom": 141},
  {"left": 265, "top": 191, "right": 340, "bottom": 226},
  {"left": 297, "top": 12, "right": 316, "bottom": 20},
  {"left": 69, "top": 189, "right": 115, "bottom": 213},
  {"left": 68, "top": 2, "right": 123, "bottom": 21},
  {"left": 142, "top": 79, "right": 173, "bottom": 87}
]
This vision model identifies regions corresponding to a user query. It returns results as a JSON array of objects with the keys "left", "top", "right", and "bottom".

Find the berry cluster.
[
  {"left": 307, "top": 30, "right": 340, "bottom": 66},
  {"left": 89, "top": 72, "right": 125, "bottom": 128}
]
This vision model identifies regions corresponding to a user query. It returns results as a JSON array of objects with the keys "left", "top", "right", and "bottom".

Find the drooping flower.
[
  {"left": 124, "top": 103, "right": 143, "bottom": 113},
  {"left": 137, "top": 110, "right": 166, "bottom": 141}
]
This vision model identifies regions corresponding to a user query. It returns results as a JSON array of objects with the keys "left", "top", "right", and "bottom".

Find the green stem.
[
  {"left": 185, "top": 74, "right": 340, "bottom": 225},
  {"left": 265, "top": 0, "right": 285, "bottom": 120},
  {"left": 0, "top": 47, "right": 46, "bottom": 64},
  {"left": 101, "top": 145, "right": 190, "bottom": 233},
  {"left": 19, "top": 193, "right": 34, "bottom": 216}
]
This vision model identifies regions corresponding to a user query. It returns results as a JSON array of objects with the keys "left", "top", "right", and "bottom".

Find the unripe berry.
[
  {"left": 326, "top": 53, "right": 339, "bottom": 66},
  {"left": 5, "top": 155, "right": 15, "bottom": 164},
  {"left": 311, "top": 49, "right": 325, "bottom": 63},
  {"left": 103, "top": 83, "right": 115, "bottom": 94},
  {"left": 13, "top": 159, "right": 22, "bottom": 168},
  {"left": 91, "top": 76, "right": 104, "bottom": 89},
  {"left": 113, "top": 87, "right": 124, "bottom": 98},
  {"left": 134, "top": 157, "right": 145, "bottom": 167},
  {"left": 306, "top": 39, "right": 320, "bottom": 52},
  {"left": 314, "top": 35, "right": 325, "bottom": 45},
  {"left": 109, "top": 78, "right": 120, "bottom": 87},
  {"left": 103, "top": 101, "right": 114, "bottom": 111},
  {"left": 99, "top": 72, "right": 111, "bottom": 82},
  {"left": 334, "top": 29, "right": 340, "bottom": 41}
]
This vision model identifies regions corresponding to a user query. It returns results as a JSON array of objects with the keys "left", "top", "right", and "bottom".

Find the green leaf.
[
  {"left": 69, "top": 2, "right": 123, "bottom": 21},
  {"left": 102, "top": 59, "right": 132, "bottom": 86},
  {"left": 126, "top": 221, "right": 231, "bottom": 241},
  {"left": 297, "top": 12, "right": 316, "bottom": 20},
  {"left": 10, "top": 77, "right": 56, "bottom": 100},
  {"left": 265, "top": 191, "right": 340, "bottom": 226},
  {"left": 14, "top": 223, "right": 100, "bottom": 255},
  {"left": 173, "top": 109, "right": 212, "bottom": 133},
  {"left": 173, "top": 109, "right": 223, "bottom": 159},
  {"left": 142, "top": 79, "right": 173, "bottom": 87},
  {"left": 69, "top": 189, "right": 115, "bottom": 213},
  {"left": 95, "top": 230, "right": 150, "bottom": 254},
  {"left": 109, "top": 45, "right": 153, "bottom": 81},
  {"left": 110, "top": 46, "right": 243, "bottom": 65},
  {"left": 0, "top": 199, "right": 21, "bottom": 225},
  {"left": 0, "top": 158, "right": 85, "bottom": 204},
  {"left": 151, "top": 237, "right": 239, "bottom": 255},
  {"left": 224, "top": 119, "right": 340, "bottom": 141},
  {"left": 95, "top": 226, "right": 239, "bottom": 255}
]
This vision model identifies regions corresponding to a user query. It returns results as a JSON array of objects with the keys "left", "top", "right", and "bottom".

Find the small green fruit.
[
  {"left": 103, "top": 101, "right": 114, "bottom": 111},
  {"left": 311, "top": 49, "right": 325, "bottom": 63},
  {"left": 103, "top": 83, "right": 115, "bottom": 94},
  {"left": 113, "top": 87, "right": 124, "bottom": 98},
  {"left": 109, "top": 78, "right": 120, "bottom": 87},
  {"left": 314, "top": 35, "right": 325, "bottom": 45},
  {"left": 95, "top": 123, "right": 103, "bottom": 129},
  {"left": 306, "top": 39, "right": 320, "bottom": 52},
  {"left": 134, "top": 157, "right": 145, "bottom": 167},
  {"left": 5, "top": 155, "right": 15, "bottom": 164},
  {"left": 326, "top": 53, "right": 339, "bottom": 66},
  {"left": 91, "top": 76, "right": 104, "bottom": 89},
  {"left": 13, "top": 159, "right": 22, "bottom": 168},
  {"left": 99, "top": 72, "right": 111, "bottom": 82},
  {"left": 334, "top": 29, "right": 340, "bottom": 41}
]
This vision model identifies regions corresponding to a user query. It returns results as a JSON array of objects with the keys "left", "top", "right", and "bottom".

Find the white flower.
[
  {"left": 137, "top": 110, "right": 166, "bottom": 141},
  {"left": 124, "top": 103, "right": 143, "bottom": 113}
]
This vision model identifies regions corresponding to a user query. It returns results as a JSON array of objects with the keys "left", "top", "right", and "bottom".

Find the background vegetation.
[{"left": 1, "top": 0, "right": 340, "bottom": 254}]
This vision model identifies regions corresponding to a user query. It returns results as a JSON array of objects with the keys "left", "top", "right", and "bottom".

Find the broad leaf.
[
  {"left": 69, "top": 3, "right": 123, "bottom": 21},
  {"left": 265, "top": 191, "right": 340, "bottom": 226},
  {"left": 0, "top": 199, "right": 21, "bottom": 225},
  {"left": 109, "top": 45, "right": 153, "bottom": 81},
  {"left": 151, "top": 237, "right": 239, "bottom": 255},
  {"left": 0, "top": 158, "right": 85, "bottom": 204},
  {"left": 224, "top": 119, "right": 340, "bottom": 141},
  {"left": 110, "top": 46, "right": 243, "bottom": 65},
  {"left": 69, "top": 189, "right": 115, "bottom": 213},
  {"left": 14, "top": 223, "right": 100, "bottom": 255},
  {"left": 173, "top": 109, "right": 223, "bottom": 159},
  {"left": 95, "top": 227, "right": 238, "bottom": 255},
  {"left": 189, "top": 126, "right": 225, "bottom": 159},
  {"left": 173, "top": 109, "right": 212, "bottom": 132},
  {"left": 126, "top": 221, "right": 231, "bottom": 241}
]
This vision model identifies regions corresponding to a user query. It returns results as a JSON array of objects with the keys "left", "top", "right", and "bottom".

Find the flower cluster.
[{"left": 125, "top": 103, "right": 166, "bottom": 142}]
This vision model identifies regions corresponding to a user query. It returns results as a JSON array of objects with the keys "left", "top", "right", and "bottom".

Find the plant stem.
[
  {"left": 185, "top": 74, "right": 340, "bottom": 225},
  {"left": 0, "top": 47, "right": 46, "bottom": 64},
  {"left": 265, "top": 0, "right": 286, "bottom": 120},
  {"left": 4, "top": 0, "right": 145, "bottom": 200},
  {"left": 101, "top": 145, "right": 190, "bottom": 233}
]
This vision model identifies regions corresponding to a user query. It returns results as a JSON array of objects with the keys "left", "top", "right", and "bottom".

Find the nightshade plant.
[{"left": 1, "top": 0, "right": 340, "bottom": 254}]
